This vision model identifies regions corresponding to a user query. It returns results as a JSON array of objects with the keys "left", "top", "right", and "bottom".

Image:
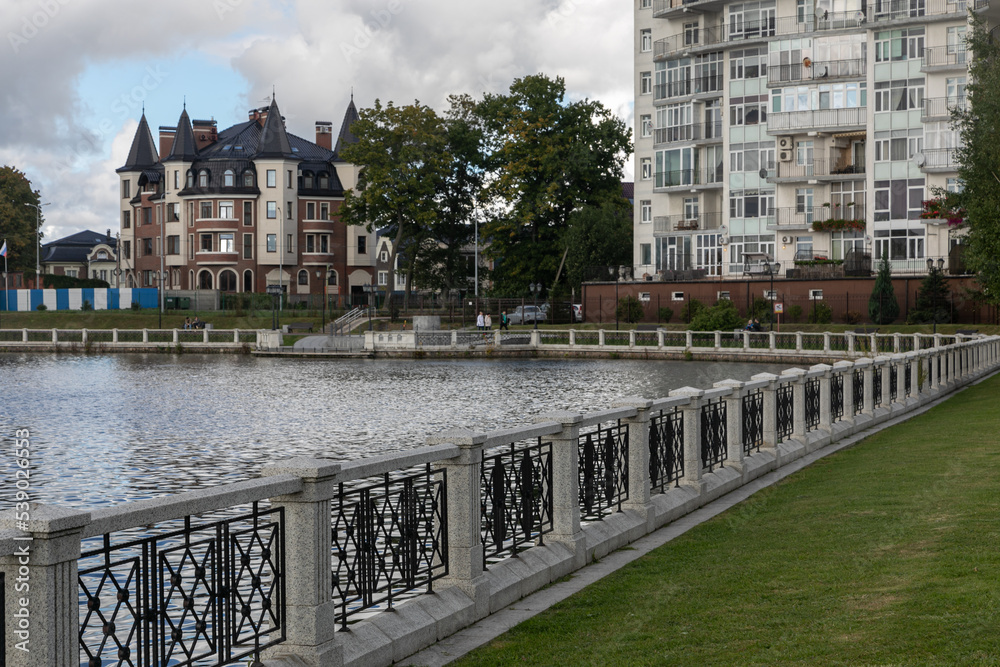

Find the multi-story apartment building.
[
  {"left": 634, "top": 0, "right": 995, "bottom": 279},
  {"left": 117, "top": 96, "right": 376, "bottom": 300}
]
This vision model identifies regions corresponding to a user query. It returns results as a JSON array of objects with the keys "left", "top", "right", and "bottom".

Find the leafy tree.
[
  {"left": 690, "top": 299, "right": 744, "bottom": 332},
  {"left": 808, "top": 301, "right": 833, "bottom": 324},
  {"left": 681, "top": 298, "right": 705, "bottom": 323},
  {"left": 616, "top": 295, "right": 644, "bottom": 323},
  {"left": 477, "top": 74, "right": 632, "bottom": 295},
  {"left": 868, "top": 256, "right": 899, "bottom": 324},
  {"left": 908, "top": 267, "right": 951, "bottom": 325},
  {"left": 0, "top": 166, "right": 44, "bottom": 272},
  {"left": 563, "top": 202, "right": 633, "bottom": 291}
]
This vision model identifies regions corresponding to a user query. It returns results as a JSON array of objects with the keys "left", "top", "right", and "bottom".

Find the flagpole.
[{"left": 2, "top": 238, "right": 8, "bottom": 328}]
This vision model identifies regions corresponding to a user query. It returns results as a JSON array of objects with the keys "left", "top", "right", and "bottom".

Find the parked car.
[
  {"left": 507, "top": 305, "right": 547, "bottom": 325},
  {"left": 572, "top": 304, "right": 583, "bottom": 323}
]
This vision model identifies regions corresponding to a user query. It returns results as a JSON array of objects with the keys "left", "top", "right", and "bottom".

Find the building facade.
[
  {"left": 633, "top": 0, "right": 995, "bottom": 280},
  {"left": 40, "top": 229, "right": 120, "bottom": 286},
  {"left": 117, "top": 96, "right": 376, "bottom": 300}
]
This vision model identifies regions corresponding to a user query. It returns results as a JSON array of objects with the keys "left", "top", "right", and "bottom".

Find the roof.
[
  {"left": 334, "top": 96, "right": 360, "bottom": 157},
  {"left": 41, "top": 230, "right": 117, "bottom": 265},
  {"left": 257, "top": 97, "right": 298, "bottom": 159},
  {"left": 165, "top": 108, "right": 198, "bottom": 162},
  {"left": 117, "top": 114, "right": 159, "bottom": 173},
  {"left": 622, "top": 182, "right": 634, "bottom": 203}
]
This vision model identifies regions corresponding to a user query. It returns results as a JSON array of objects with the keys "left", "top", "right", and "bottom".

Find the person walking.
[
  {"left": 476, "top": 311, "right": 485, "bottom": 332},
  {"left": 500, "top": 311, "right": 509, "bottom": 330}
]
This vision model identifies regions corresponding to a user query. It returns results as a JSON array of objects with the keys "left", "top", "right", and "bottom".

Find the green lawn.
[{"left": 454, "top": 373, "right": 1000, "bottom": 666}]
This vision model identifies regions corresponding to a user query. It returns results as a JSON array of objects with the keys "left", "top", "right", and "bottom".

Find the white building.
[{"left": 633, "top": 0, "right": 994, "bottom": 279}]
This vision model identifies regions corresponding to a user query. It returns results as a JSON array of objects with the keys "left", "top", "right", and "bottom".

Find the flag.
[{"left": 0, "top": 241, "right": 6, "bottom": 257}]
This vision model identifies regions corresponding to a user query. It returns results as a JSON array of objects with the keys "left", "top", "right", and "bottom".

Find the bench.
[
  {"left": 956, "top": 329, "right": 979, "bottom": 336},
  {"left": 286, "top": 322, "right": 314, "bottom": 333},
  {"left": 635, "top": 324, "right": 661, "bottom": 332}
]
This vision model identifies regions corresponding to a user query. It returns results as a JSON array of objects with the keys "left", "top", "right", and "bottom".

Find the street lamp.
[
  {"left": 529, "top": 282, "right": 542, "bottom": 330},
  {"left": 24, "top": 202, "right": 50, "bottom": 283}
]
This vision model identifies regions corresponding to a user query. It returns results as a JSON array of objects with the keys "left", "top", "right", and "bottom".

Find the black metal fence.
[
  {"left": 700, "top": 399, "right": 727, "bottom": 472},
  {"left": 873, "top": 367, "right": 883, "bottom": 407},
  {"left": 853, "top": 369, "right": 865, "bottom": 415},
  {"left": 330, "top": 464, "right": 448, "bottom": 629},
  {"left": 776, "top": 384, "right": 794, "bottom": 443},
  {"left": 578, "top": 422, "right": 630, "bottom": 522},
  {"left": 742, "top": 390, "right": 764, "bottom": 456},
  {"left": 649, "top": 408, "right": 684, "bottom": 493},
  {"left": 805, "top": 378, "right": 821, "bottom": 431},
  {"left": 831, "top": 373, "right": 845, "bottom": 422},
  {"left": 481, "top": 438, "right": 554, "bottom": 568},
  {"left": 906, "top": 362, "right": 913, "bottom": 396},
  {"left": 78, "top": 503, "right": 285, "bottom": 667},
  {"left": 889, "top": 366, "right": 898, "bottom": 403}
]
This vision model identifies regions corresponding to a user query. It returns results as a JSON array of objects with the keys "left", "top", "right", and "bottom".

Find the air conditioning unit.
[
  {"left": 778, "top": 136, "right": 793, "bottom": 150},
  {"left": 782, "top": 235, "right": 791, "bottom": 244},
  {"left": 779, "top": 150, "right": 793, "bottom": 162}
]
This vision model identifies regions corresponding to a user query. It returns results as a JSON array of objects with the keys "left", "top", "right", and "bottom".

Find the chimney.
[
  {"left": 159, "top": 126, "right": 176, "bottom": 161},
  {"left": 249, "top": 106, "right": 270, "bottom": 126},
  {"left": 192, "top": 119, "right": 217, "bottom": 150},
  {"left": 106, "top": 229, "right": 111, "bottom": 242},
  {"left": 315, "top": 121, "right": 333, "bottom": 150}
]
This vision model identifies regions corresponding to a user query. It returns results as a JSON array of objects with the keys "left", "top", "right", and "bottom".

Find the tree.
[
  {"left": 908, "top": 267, "right": 951, "bottom": 325},
  {"left": 477, "top": 74, "right": 632, "bottom": 296},
  {"left": 0, "top": 166, "right": 44, "bottom": 273},
  {"left": 338, "top": 101, "right": 452, "bottom": 309},
  {"left": 868, "top": 256, "right": 899, "bottom": 325},
  {"left": 690, "top": 299, "right": 744, "bottom": 332},
  {"left": 953, "top": 14, "right": 1000, "bottom": 302},
  {"left": 562, "top": 202, "right": 633, "bottom": 291}
]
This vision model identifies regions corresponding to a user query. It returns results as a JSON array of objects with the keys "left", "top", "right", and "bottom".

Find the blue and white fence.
[{"left": 0, "top": 287, "right": 158, "bottom": 311}]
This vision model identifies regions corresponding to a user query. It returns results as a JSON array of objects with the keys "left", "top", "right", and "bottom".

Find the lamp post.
[
  {"left": 529, "top": 282, "right": 542, "bottom": 330},
  {"left": 24, "top": 202, "right": 50, "bottom": 284}
]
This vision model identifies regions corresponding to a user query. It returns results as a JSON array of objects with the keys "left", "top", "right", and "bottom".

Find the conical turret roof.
[
  {"left": 334, "top": 95, "right": 360, "bottom": 157},
  {"left": 117, "top": 113, "right": 159, "bottom": 172},
  {"left": 257, "top": 96, "right": 298, "bottom": 159},
  {"left": 165, "top": 107, "right": 198, "bottom": 162}
]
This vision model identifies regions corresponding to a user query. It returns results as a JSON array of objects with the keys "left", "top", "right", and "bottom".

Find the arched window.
[
  {"left": 224, "top": 170, "right": 234, "bottom": 187},
  {"left": 243, "top": 170, "right": 254, "bottom": 187},
  {"left": 199, "top": 170, "right": 209, "bottom": 187},
  {"left": 199, "top": 270, "right": 213, "bottom": 289},
  {"left": 303, "top": 171, "right": 314, "bottom": 189},
  {"left": 298, "top": 270, "right": 309, "bottom": 286},
  {"left": 327, "top": 270, "right": 338, "bottom": 286},
  {"left": 219, "top": 270, "right": 237, "bottom": 292},
  {"left": 318, "top": 172, "right": 329, "bottom": 189},
  {"left": 243, "top": 269, "right": 254, "bottom": 293},
  {"left": 187, "top": 171, "right": 195, "bottom": 188}
]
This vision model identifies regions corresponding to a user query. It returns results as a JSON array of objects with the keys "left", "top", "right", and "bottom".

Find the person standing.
[
  {"left": 500, "top": 311, "right": 509, "bottom": 330},
  {"left": 484, "top": 313, "right": 492, "bottom": 330},
  {"left": 476, "top": 311, "right": 485, "bottom": 332}
]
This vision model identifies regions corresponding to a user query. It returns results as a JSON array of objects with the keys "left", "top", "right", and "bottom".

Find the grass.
[{"left": 453, "top": 373, "right": 1000, "bottom": 666}]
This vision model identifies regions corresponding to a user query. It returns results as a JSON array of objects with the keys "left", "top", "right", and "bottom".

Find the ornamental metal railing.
[
  {"left": 906, "top": 362, "right": 913, "bottom": 396},
  {"left": 700, "top": 398, "right": 728, "bottom": 472},
  {"left": 78, "top": 503, "right": 285, "bottom": 667},
  {"left": 742, "top": 389, "right": 765, "bottom": 456},
  {"left": 330, "top": 464, "right": 447, "bottom": 629},
  {"left": 873, "top": 367, "right": 884, "bottom": 406},
  {"left": 649, "top": 407, "right": 685, "bottom": 493},
  {"left": 831, "top": 373, "right": 845, "bottom": 422},
  {"left": 481, "top": 437, "right": 554, "bottom": 568},
  {"left": 805, "top": 378, "right": 821, "bottom": 431},
  {"left": 889, "top": 366, "right": 899, "bottom": 402},
  {"left": 578, "top": 421, "right": 630, "bottom": 521},
  {"left": 776, "top": 384, "right": 794, "bottom": 443},
  {"left": 853, "top": 369, "right": 865, "bottom": 414}
]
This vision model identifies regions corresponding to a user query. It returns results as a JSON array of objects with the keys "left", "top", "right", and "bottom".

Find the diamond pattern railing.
[
  {"left": 649, "top": 408, "right": 684, "bottom": 493},
  {"left": 742, "top": 390, "right": 764, "bottom": 456},
  {"left": 578, "top": 422, "right": 629, "bottom": 522}
]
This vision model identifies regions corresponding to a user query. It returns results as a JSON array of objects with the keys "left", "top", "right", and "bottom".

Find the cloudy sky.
[{"left": 0, "top": 0, "right": 633, "bottom": 244}]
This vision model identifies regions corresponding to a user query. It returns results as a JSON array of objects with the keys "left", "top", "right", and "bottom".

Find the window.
[
  {"left": 672, "top": 291, "right": 685, "bottom": 301},
  {"left": 199, "top": 170, "right": 209, "bottom": 187},
  {"left": 200, "top": 201, "right": 212, "bottom": 219},
  {"left": 200, "top": 234, "right": 213, "bottom": 252},
  {"left": 640, "top": 200, "right": 652, "bottom": 223},
  {"left": 243, "top": 233, "right": 253, "bottom": 259},
  {"left": 174, "top": 171, "right": 179, "bottom": 190},
  {"left": 810, "top": 289, "right": 824, "bottom": 300},
  {"left": 640, "top": 0, "right": 651, "bottom": 7},
  {"left": 640, "top": 71, "right": 652, "bottom": 95},
  {"left": 358, "top": 236, "right": 367, "bottom": 254},
  {"left": 219, "top": 233, "right": 235, "bottom": 253},
  {"left": 188, "top": 234, "right": 194, "bottom": 259},
  {"left": 287, "top": 170, "right": 293, "bottom": 188},
  {"left": 641, "top": 158, "right": 652, "bottom": 180},
  {"left": 318, "top": 173, "right": 329, "bottom": 189},
  {"left": 640, "top": 114, "right": 652, "bottom": 138},
  {"left": 306, "top": 234, "right": 315, "bottom": 253},
  {"left": 307, "top": 202, "right": 316, "bottom": 219},
  {"left": 267, "top": 201, "right": 277, "bottom": 219},
  {"left": 873, "top": 178, "right": 925, "bottom": 221},
  {"left": 188, "top": 202, "right": 194, "bottom": 227},
  {"left": 224, "top": 170, "right": 234, "bottom": 187},
  {"left": 266, "top": 170, "right": 276, "bottom": 188},
  {"left": 640, "top": 243, "right": 652, "bottom": 265},
  {"left": 874, "top": 79, "right": 924, "bottom": 112},
  {"left": 266, "top": 234, "right": 277, "bottom": 252},
  {"left": 320, "top": 202, "right": 329, "bottom": 220},
  {"left": 122, "top": 210, "right": 131, "bottom": 229},
  {"left": 286, "top": 201, "right": 293, "bottom": 221},
  {"left": 219, "top": 201, "right": 234, "bottom": 219},
  {"left": 298, "top": 270, "right": 308, "bottom": 285},
  {"left": 243, "top": 171, "right": 254, "bottom": 187},
  {"left": 640, "top": 29, "right": 652, "bottom": 52},
  {"left": 947, "top": 26, "right": 967, "bottom": 55},
  {"left": 875, "top": 28, "right": 924, "bottom": 62},
  {"left": 378, "top": 271, "right": 388, "bottom": 286},
  {"left": 143, "top": 208, "right": 152, "bottom": 225},
  {"left": 287, "top": 234, "right": 292, "bottom": 252},
  {"left": 243, "top": 201, "right": 253, "bottom": 226},
  {"left": 122, "top": 240, "right": 131, "bottom": 259},
  {"left": 166, "top": 235, "right": 180, "bottom": 255},
  {"left": 321, "top": 235, "right": 329, "bottom": 253},
  {"left": 187, "top": 171, "right": 195, "bottom": 188},
  {"left": 303, "top": 171, "right": 314, "bottom": 189},
  {"left": 167, "top": 203, "right": 180, "bottom": 222},
  {"left": 122, "top": 180, "right": 130, "bottom": 199}
]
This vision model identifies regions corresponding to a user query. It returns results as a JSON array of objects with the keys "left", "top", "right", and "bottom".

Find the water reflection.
[{"left": 0, "top": 353, "right": 790, "bottom": 510}]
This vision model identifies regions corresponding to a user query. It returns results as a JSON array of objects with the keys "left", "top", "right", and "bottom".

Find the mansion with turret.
[{"left": 116, "top": 96, "right": 374, "bottom": 300}]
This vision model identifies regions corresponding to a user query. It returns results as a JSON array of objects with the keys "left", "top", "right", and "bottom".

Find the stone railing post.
[
  {"left": 847, "top": 332, "right": 856, "bottom": 355},
  {"left": 669, "top": 387, "right": 705, "bottom": 495},
  {"left": 530, "top": 329, "right": 540, "bottom": 347},
  {"left": 893, "top": 332, "right": 901, "bottom": 353},
  {"left": 112, "top": 328, "right": 119, "bottom": 343},
  {"left": 451, "top": 330, "right": 458, "bottom": 347},
  {"left": 713, "top": 380, "right": 745, "bottom": 472},
  {"left": 142, "top": 328, "right": 149, "bottom": 343},
  {"left": 833, "top": 361, "right": 856, "bottom": 427},
  {"left": 534, "top": 413, "right": 586, "bottom": 569},
  {"left": 714, "top": 331, "right": 722, "bottom": 350},
  {"left": 0, "top": 505, "right": 91, "bottom": 667},
  {"left": 657, "top": 329, "right": 665, "bottom": 347},
  {"left": 569, "top": 329, "right": 576, "bottom": 346},
  {"left": 751, "top": 373, "right": 779, "bottom": 449},
  {"left": 81, "top": 328, "right": 88, "bottom": 344},
  {"left": 51, "top": 328, "right": 57, "bottom": 344},
  {"left": 876, "top": 357, "right": 891, "bottom": 408},
  {"left": 795, "top": 332, "right": 803, "bottom": 352},
  {"left": 909, "top": 353, "right": 921, "bottom": 398},
  {"left": 859, "top": 358, "right": 875, "bottom": 415},
  {"left": 629, "top": 330, "right": 636, "bottom": 347},
  {"left": 784, "top": 368, "right": 807, "bottom": 439},
  {"left": 769, "top": 331, "right": 776, "bottom": 351},
  {"left": 613, "top": 398, "right": 655, "bottom": 531},
  {"left": 203, "top": 328, "right": 210, "bottom": 343},
  {"left": 425, "top": 429, "right": 490, "bottom": 620},
  {"left": 743, "top": 330, "right": 750, "bottom": 350},
  {"left": 260, "top": 458, "right": 343, "bottom": 666},
  {"left": 892, "top": 354, "right": 906, "bottom": 405},
  {"left": 812, "top": 364, "right": 833, "bottom": 431},
  {"left": 172, "top": 329, "right": 179, "bottom": 344},
  {"left": 928, "top": 349, "right": 940, "bottom": 390},
  {"left": 685, "top": 330, "right": 693, "bottom": 348},
  {"left": 598, "top": 330, "right": 606, "bottom": 346},
  {"left": 234, "top": 329, "right": 240, "bottom": 344},
  {"left": 22, "top": 328, "right": 28, "bottom": 342},
  {"left": 823, "top": 332, "right": 831, "bottom": 353}
]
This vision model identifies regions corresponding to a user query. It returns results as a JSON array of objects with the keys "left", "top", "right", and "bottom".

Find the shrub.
[
  {"left": 842, "top": 310, "right": 864, "bottom": 325},
  {"left": 690, "top": 299, "right": 745, "bottom": 332},
  {"left": 787, "top": 304, "right": 803, "bottom": 323},
  {"left": 131, "top": 301, "right": 141, "bottom": 311},
  {"left": 616, "top": 296, "right": 644, "bottom": 323},
  {"left": 81, "top": 299, "right": 93, "bottom": 311},
  {"left": 36, "top": 303, "right": 47, "bottom": 311},
  {"left": 748, "top": 296, "right": 773, "bottom": 324},
  {"left": 868, "top": 256, "right": 900, "bottom": 324},
  {"left": 681, "top": 298, "right": 705, "bottom": 323},
  {"left": 658, "top": 306, "right": 674, "bottom": 323},
  {"left": 808, "top": 301, "right": 833, "bottom": 324}
]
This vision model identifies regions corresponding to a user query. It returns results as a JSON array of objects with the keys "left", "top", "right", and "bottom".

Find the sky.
[{"left": 0, "top": 0, "right": 634, "bottom": 245}]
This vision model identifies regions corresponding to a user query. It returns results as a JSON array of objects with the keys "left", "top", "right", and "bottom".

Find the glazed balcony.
[
  {"left": 767, "top": 106, "right": 866, "bottom": 133},
  {"left": 654, "top": 19, "right": 776, "bottom": 60},
  {"left": 653, "top": 212, "right": 724, "bottom": 235},
  {"left": 654, "top": 74, "right": 723, "bottom": 102},
  {"left": 653, "top": 122, "right": 724, "bottom": 146},
  {"left": 922, "top": 96, "right": 967, "bottom": 122},
  {"left": 767, "top": 58, "right": 866, "bottom": 87},
  {"left": 653, "top": 166, "right": 725, "bottom": 191},
  {"left": 653, "top": 0, "right": 727, "bottom": 18}
]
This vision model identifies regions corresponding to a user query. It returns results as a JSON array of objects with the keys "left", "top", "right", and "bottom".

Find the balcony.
[
  {"left": 767, "top": 58, "right": 866, "bottom": 86},
  {"left": 922, "top": 96, "right": 967, "bottom": 122},
  {"left": 653, "top": 212, "right": 724, "bottom": 235},
  {"left": 918, "top": 147, "right": 959, "bottom": 172},
  {"left": 654, "top": 19, "right": 776, "bottom": 60},
  {"left": 767, "top": 106, "right": 866, "bottom": 133},
  {"left": 653, "top": 122, "right": 724, "bottom": 145},
  {"left": 653, "top": 167, "right": 725, "bottom": 190},
  {"left": 653, "top": 0, "right": 728, "bottom": 18},
  {"left": 921, "top": 47, "right": 968, "bottom": 72},
  {"left": 654, "top": 75, "right": 723, "bottom": 102},
  {"left": 769, "top": 205, "right": 867, "bottom": 231},
  {"left": 768, "top": 153, "right": 866, "bottom": 182}
]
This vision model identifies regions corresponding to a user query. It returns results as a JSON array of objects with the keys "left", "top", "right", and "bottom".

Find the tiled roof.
[
  {"left": 257, "top": 97, "right": 298, "bottom": 159},
  {"left": 334, "top": 96, "right": 360, "bottom": 157},
  {"left": 117, "top": 114, "right": 159, "bottom": 173},
  {"left": 165, "top": 108, "right": 198, "bottom": 162}
]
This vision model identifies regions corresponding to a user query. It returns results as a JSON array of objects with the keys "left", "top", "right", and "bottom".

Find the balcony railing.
[
  {"left": 920, "top": 147, "right": 959, "bottom": 171},
  {"left": 922, "top": 96, "right": 967, "bottom": 121},
  {"left": 767, "top": 107, "right": 865, "bottom": 132},
  {"left": 770, "top": 154, "right": 866, "bottom": 180},
  {"left": 653, "top": 166, "right": 725, "bottom": 189},
  {"left": 654, "top": 74, "right": 724, "bottom": 101},
  {"left": 767, "top": 58, "right": 866, "bottom": 85},
  {"left": 922, "top": 46, "right": 968, "bottom": 69},
  {"left": 771, "top": 205, "right": 867, "bottom": 227},
  {"left": 653, "top": 212, "right": 724, "bottom": 234},
  {"left": 654, "top": 122, "right": 724, "bottom": 145},
  {"left": 654, "top": 19, "right": 776, "bottom": 59}
]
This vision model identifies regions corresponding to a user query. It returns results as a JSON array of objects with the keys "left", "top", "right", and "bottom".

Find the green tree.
[
  {"left": 0, "top": 166, "right": 44, "bottom": 273},
  {"left": 908, "top": 267, "right": 951, "bottom": 325},
  {"left": 616, "top": 295, "right": 644, "bottom": 323},
  {"left": 338, "top": 100, "right": 452, "bottom": 308},
  {"left": 563, "top": 202, "right": 633, "bottom": 291},
  {"left": 690, "top": 299, "right": 745, "bottom": 332},
  {"left": 477, "top": 74, "right": 632, "bottom": 295},
  {"left": 868, "top": 256, "right": 899, "bottom": 325}
]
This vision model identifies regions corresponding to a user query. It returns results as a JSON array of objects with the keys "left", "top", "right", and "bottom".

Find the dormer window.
[
  {"left": 224, "top": 169, "right": 234, "bottom": 187},
  {"left": 318, "top": 172, "right": 329, "bottom": 189},
  {"left": 199, "top": 170, "right": 209, "bottom": 188},
  {"left": 243, "top": 170, "right": 254, "bottom": 187},
  {"left": 186, "top": 170, "right": 195, "bottom": 188},
  {"left": 303, "top": 171, "right": 314, "bottom": 189}
]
